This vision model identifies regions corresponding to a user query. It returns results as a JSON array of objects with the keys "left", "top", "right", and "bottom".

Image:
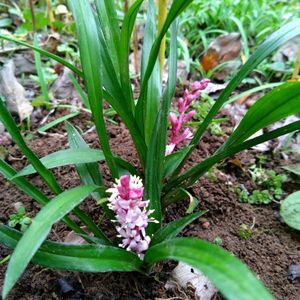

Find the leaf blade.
[
  {"left": 145, "top": 238, "right": 274, "bottom": 300},
  {"left": 0, "top": 225, "right": 142, "bottom": 274},
  {"left": 2, "top": 185, "right": 99, "bottom": 298},
  {"left": 15, "top": 148, "right": 105, "bottom": 177}
]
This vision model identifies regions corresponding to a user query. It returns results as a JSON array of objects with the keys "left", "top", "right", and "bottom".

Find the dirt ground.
[{"left": 0, "top": 109, "right": 300, "bottom": 299}]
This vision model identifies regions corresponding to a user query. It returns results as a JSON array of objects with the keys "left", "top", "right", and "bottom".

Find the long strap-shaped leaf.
[
  {"left": 145, "top": 20, "right": 178, "bottom": 235},
  {"left": 170, "top": 18, "right": 300, "bottom": 178},
  {"left": 2, "top": 185, "right": 100, "bottom": 299},
  {"left": 103, "top": 90, "right": 147, "bottom": 166},
  {"left": 165, "top": 82, "right": 300, "bottom": 192},
  {"left": 68, "top": 0, "right": 118, "bottom": 179},
  {"left": 150, "top": 210, "right": 207, "bottom": 246},
  {"left": 66, "top": 122, "right": 114, "bottom": 220},
  {"left": 14, "top": 148, "right": 105, "bottom": 177},
  {"left": 140, "top": 0, "right": 162, "bottom": 144},
  {"left": 145, "top": 238, "right": 274, "bottom": 300},
  {"left": 219, "top": 82, "right": 300, "bottom": 150},
  {"left": 163, "top": 120, "right": 300, "bottom": 204},
  {"left": 95, "top": 0, "right": 121, "bottom": 78},
  {"left": 0, "top": 159, "right": 85, "bottom": 235},
  {"left": 136, "top": 0, "right": 193, "bottom": 117},
  {"left": 119, "top": 0, "right": 144, "bottom": 111},
  {"left": 0, "top": 98, "right": 61, "bottom": 193},
  {"left": 0, "top": 33, "right": 83, "bottom": 76},
  {"left": 0, "top": 28, "right": 147, "bottom": 167},
  {"left": 0, "top": 98, "right": 103, "bottom": 238},
  {"left": 0, "top": 225, "right": 143, "bottom": 273}
]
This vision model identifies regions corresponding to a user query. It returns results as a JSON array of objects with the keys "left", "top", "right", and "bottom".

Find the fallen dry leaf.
[
  {"left": 0, "top": 60, "right": 33, "bottom": 121},
  {"left": 201, "top": 32, "right": 242, "bottom": 80}
]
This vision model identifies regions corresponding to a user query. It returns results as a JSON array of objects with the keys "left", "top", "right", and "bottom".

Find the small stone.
[
  {"left": 199, "top": 217, "right": 208, "bottom": 223},
  {"left": 202, "top": 221, "right": 210, "bottom": 229}
]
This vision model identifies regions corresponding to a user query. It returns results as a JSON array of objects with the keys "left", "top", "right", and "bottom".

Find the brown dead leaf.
[{"left": 201, "top": 32, "right": 242, "bottom": 80}]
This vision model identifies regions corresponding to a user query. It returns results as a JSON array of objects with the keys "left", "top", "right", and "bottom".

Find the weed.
[{"left": 8, "top": 205, "right": 31, "bottom": 232}]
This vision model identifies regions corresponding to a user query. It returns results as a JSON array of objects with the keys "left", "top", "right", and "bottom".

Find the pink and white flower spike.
[
  {"left": 166, "top": 79, "right": 210, "bottom": 155},
  {"left": 107, "top": 175, "right": 158, "bottom": 259}
]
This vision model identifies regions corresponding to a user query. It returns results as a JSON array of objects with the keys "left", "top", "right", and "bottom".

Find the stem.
[
  {"left": 46, "top": 0, "right": 55, "bottom": 31},
  {"left": 157, "top": 0, "right": 167, "bottom": 77},
  {"left": 28, "top": 0, "right": 36, "bottom": 32},
  {"left": 133, "top": 24, "right": 139, "bottom": 76},
  {"left": 291, "top": 47, "right": 300, "bottom": 80},
  {"left": 124, "top": 0, "right": 129, "bottom": 12}
]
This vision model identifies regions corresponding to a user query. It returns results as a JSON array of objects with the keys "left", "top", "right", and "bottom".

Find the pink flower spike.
[
  {"left": 165, "top": 143, "right": 176, "bottom": 155},
  {"left": 183, "top": 110, "right": 196, "bottom": 123},
  {"left": 191, "top": 79, "right": 210, "bottom": 92},
  {"left": 178, "top": 98, "right": 185, "bottom": 113},
  {"left": 177, "top": 128, "right": 193, "bottom": 144},
  {"left": 107, "top": 175, "right": 157, "bottom": 259},
  {"left": 169, "top": 112, "right": 178, "bottom": 127}
]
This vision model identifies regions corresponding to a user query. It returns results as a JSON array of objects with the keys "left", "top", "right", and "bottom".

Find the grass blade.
[
  {"left": 145, "top": 238, "right": 274, "bottom": 300},
  {"left": 37, "top": 112, "right": 79, "bottom": 133},
  {"left": 68, "top": 73, "right": 90, "bottom": 109},
  {"left": 33, "top": 33, "right": 49, "bottom": 102},
  {"left": 0, "top": 33, "right": 83, "bottom": 77},
  {"left": 0, "top": 98, "right": 105, "bottom": 239},
  {"left": 65, "top": 122, "right": 114, "bottom": 220}
]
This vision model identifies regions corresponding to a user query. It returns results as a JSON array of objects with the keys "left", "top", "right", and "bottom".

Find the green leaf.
[
  {"left": 145, "top": 20, "right": 179, "bottom": 235},
  {"left": 0, "top": 159, "right": 90, "bottom": 238},
  {"left": 151, "top": 211, "right": 207, "bottom": 246},
  {"left": 65, "top": 122, "right": 115, "bottom": 221},
  {"left": 95, "top": 0, "right": 120, "bottom": 77},
  {"left": 164, "top": 146, "right": 193, "bottom": 178},
  {"left": 33, "top": 33, "right": 49, "bottom": 102},
  {"left": 0, "top": 18, "right": 12, "bottom": 28},
  {"left": 0, "top": 97, "right": 61, "bottom": 194},
  {"left": 163, "top": 121, "right": 300, "bottom": 203},
  {"left": 171, "top": 19, "right": 300, "bottom": 178},
  {"left": 37, "top": 112, "right": 79, "bottom": 133},
  {"left": 0, "top": 225, "right": 142, "bottom": 275},
  {"left": 119, "top": 0, "right": 143, "bottom": 110},
  {"left": 15, "top": 148, "right": 105, "bottom": 177},
  {"left": 280, "top": 191, "right": 300, "bottom": 231},
  {"left": 0, "top": 63, "right": 102, "bottom": 241},
  {"left": 145, "top": 238, "right": 274, "bottom": 300},
  {"left": 68, "top": 73, "right": 90, "bottom": 109},
  {"left": 68, "top": 0, "right": 118, "bottom": 179},
  {"left": 0, "top": 34, "right": 83, "bottom": 77},
  {"left": 140, "top": 0, "right": 161, "bottom": 144},
  {"left": 138, "top": 0, "right": 193, "bottom": 103},
  {"left": 2, "top": 185, "right": 99, "bottom": 299},
  {"left": 220, "top": 82, "right": 300, "bottom": 151}
]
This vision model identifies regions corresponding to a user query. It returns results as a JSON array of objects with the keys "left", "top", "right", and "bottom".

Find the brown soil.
[{"left": 1, "top": 109, "right": 300, "bottom": 300}]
